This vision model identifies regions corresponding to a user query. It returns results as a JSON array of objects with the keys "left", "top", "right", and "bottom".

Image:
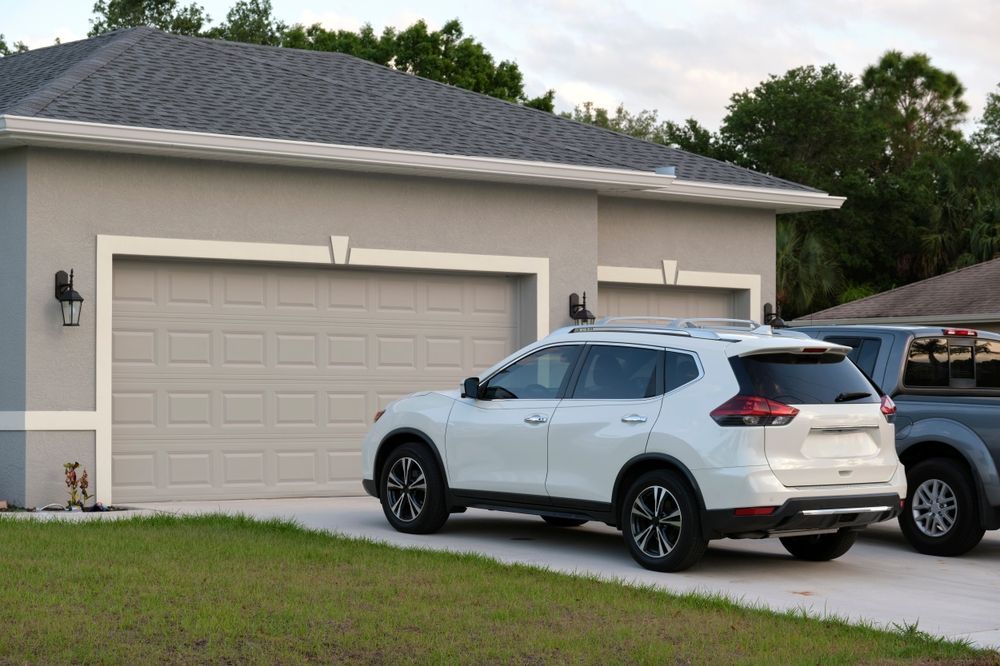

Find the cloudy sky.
[{"left": 3, "top": 0, "right": 998, "bottom": 132}]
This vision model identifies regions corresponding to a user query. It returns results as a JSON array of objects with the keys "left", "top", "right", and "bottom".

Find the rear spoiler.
[{"left": 732, "top": 343, "right": 852, "bottom": 358}]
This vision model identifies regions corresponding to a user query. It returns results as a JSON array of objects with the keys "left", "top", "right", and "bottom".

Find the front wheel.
[
  {"left": 621, "top": 471, "right": 707, "bottom": 572},
  {"left": 898, "top": 458, "right": 985, "bottom": 556},
  {"left": 780, "top": 529, "right": 857, "bottom": 561},
  {"left": 379, "top": 443, "right": 449, "bottom": 534}
]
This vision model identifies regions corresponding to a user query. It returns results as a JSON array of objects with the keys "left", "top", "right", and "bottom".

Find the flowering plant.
[{"left": 64, "top": 461, "right": 93, "bottom": 510}]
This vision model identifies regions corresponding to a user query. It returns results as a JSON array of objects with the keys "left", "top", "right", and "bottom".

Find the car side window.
[
  {"left": 977, "top": 341, "right": 1000, "bottom": 388},
  {"left": 481, "top": 346, "right": 581, "bottom": 400},
  {"left": 826, "top": 336, "right": 881, "bottom": 377},
  {"left": 571, "top": 345, "right": 661, "bottom": 400},
  {"left": 664, "top": 350, "right": 701, "bottom": 392}
]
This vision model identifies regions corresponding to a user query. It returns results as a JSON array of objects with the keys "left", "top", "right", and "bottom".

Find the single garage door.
[
  {"left": 599, "top": 283, "right": 737, "bottom": 320},
  {"left": 111, "top": 259, "right": 519, "bottom": 501}
]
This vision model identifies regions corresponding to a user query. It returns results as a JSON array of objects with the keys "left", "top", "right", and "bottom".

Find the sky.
[{"left": 2, "top": 0, "right": 998, "bottom": 132}]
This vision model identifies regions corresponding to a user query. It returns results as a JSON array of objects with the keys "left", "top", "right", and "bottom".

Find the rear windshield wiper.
[{"left": 834, "top": 391, "right": 872, "bottom": 402}]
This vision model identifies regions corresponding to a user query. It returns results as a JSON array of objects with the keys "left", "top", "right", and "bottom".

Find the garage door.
[
  {"left": 599, "top": 284, "right": 737, "bottom": 320},
  {"left": 111, "top": 259, "right": 519, "bottom": 501}
]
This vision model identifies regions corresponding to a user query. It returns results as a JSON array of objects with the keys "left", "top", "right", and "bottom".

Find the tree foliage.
[
  {"left": 574, "top": 54, "right": 998, "bottom": 318},
  {"left": 89, "top": 0, "right": 209, "bottom": 36},
  {"left": 0, "top": 33, "right": 29, "bottom": 56}
]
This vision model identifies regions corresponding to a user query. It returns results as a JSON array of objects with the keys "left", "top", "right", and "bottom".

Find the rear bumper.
[{"left": 703, "top": 493, "right": 901, "bottom": 539}]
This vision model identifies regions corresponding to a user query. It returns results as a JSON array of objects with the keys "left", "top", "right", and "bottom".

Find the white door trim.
[
  {"left": 95, "top": 233, "right": 549, "bottom": 503},
  {"left": 597, "top": 260, "right": 761, "bottom": 320}
]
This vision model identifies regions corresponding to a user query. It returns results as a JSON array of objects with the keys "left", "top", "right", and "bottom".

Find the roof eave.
[
  {"left": 0, "top": 115, "right": 843, "bottom": 212},
  {"left": 791, "top": 313, "right": 1000, "bottom": 326}
]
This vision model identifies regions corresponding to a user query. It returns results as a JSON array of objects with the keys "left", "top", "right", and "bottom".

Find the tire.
[
  {"left": 621, "top": 470, "right": 707, "bottom": 572},
  {"left": 379, "top": 443, "right": 449, "bottom": 535},
  {"left": 541, "top": 516, "right": 588, "bottom": 527},
  {"left": 780, "top": 529, "right": 857, "bottom": 561},
  {"left": 898, "top": 458, "right": 985, "bottom": 556}
]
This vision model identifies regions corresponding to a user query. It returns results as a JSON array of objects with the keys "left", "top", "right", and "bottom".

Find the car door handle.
[
  {"left": 524, "top": 414, "right": 548, "bottom": 424},
  {"left": 621, "top": 414, "right": 648, "bottom": 423}
]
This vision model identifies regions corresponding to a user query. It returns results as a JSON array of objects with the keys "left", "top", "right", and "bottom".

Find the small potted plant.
[{"left": 64, "top": 461, "right": 93, "bottom": 511}]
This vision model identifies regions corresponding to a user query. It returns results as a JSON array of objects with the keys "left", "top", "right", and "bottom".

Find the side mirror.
[{"left": 462, "top": 377, "right": 481, "bottom": 400}]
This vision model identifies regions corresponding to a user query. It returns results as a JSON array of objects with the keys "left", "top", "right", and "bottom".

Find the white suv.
[{"left": 361, "top": 319, "right": 906, "bottom": 571}]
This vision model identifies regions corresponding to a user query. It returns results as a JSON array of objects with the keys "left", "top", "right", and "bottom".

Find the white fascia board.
[
  {"left": 0, "top": 115, "right": 674, "bottom": 190},
  {"left": 0, "top": 115, "right": 845, "bottom": 211},
  {"left": 639, "top": 180, "right": 846, "bottom": 213}
]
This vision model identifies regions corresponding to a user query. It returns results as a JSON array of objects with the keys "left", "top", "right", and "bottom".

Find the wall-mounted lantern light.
[
  {"left": 763, "top": 302, "right": 785, "bottom": 328},
  {"left": 54, "top": 269, "right": 84, "bottom": 327},
  {"left": 569, "top": 292, "right": 595, "bottom": 324}
]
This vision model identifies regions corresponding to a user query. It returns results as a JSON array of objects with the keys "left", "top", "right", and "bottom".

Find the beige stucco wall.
[
  {"left": 23, "top": 148, "right": 602, "bottom": 412},
  {"left": 6, "top": 146, "right": 781, "bottom": 506},
  {"left": 596, "top": 197, "right": 777, "bottom": 312}
]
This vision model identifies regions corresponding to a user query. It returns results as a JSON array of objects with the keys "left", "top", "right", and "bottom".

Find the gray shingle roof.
[
  {"left": 0, "top": 27, "right": 820, "bottom": 193},
  {"left": 805, "top": 257, "right": 1000, "bottom": 320}
]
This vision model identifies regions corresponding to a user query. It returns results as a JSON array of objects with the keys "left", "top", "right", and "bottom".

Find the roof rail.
[
  {"left": 568, "top": 325, "right": 724, "bottom": 340},
  {"left": 596, "top": 316, "right": 761, "bottom": 331}
]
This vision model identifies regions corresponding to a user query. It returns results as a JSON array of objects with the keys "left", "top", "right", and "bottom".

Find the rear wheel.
[
  {"left": 780, "top": 529, "right": 856, "bottom": 561},
  {"left": 899, "top": 458, "right": 984, "bottom": 556},
  {"left": 379, "top": 443, "right": 449, "bottom": 534},
  {"left": 621, "top": 471, "right": 707, "bottom": 572},
  {"left": 541, "top": 516, "right": 588, "bottom": 527}
]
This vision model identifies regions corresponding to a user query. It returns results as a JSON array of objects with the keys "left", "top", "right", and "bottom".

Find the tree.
[
  {"left": 862, "top": 51, "right": 969, "bottom": 171},
  {"left": 973, "top": 84, "right": 1000, "bottom": 157},
  {"left": 89, "top": 0, "right": 209, "bottom": 36},
  {"left": 283, "top": 18, "right": 548, "bottom": 107},
  {"left": 0, "top": 34, "right": 29, "bottom": 56},
  {"left": 775, "top": 219, "right": 842, "bottom": 316},
  {"left": 564, "top": 102, "right": 660, "bottom": 140},
  {"left": 207, "top": 0, "right": 284, "bottom": 46}
]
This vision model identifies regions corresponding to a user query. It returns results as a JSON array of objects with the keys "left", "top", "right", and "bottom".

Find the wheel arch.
[
  {"left": 612, "top": 453, "right": 706, "bottom": 525},
  {"left": 898, "top": 436, "right": 1000, "bottom": 530},
  {"left": 374, "top": 427, "right": 448, "bottom": 499}
]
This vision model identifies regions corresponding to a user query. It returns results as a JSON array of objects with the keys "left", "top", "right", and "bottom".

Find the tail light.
[
  {"left": 710, "top": 395, "right": 799, "bottom": 427},
  {"left": 880, "top": 395, "right": 896, "bottom": 423},
  {"left": 734, "top": 506, "right": 777, "bottom": 517},
  {"left": 373, "top": 409, "right": 386, "bottom": 423},
  {"left": 942, "top": 328, "right": 976, "bottom": 337}
]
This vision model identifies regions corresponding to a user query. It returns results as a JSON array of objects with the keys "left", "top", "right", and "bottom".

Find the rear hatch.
[{"left": 730, "top": 349, "right": 896, "bottom": 487}]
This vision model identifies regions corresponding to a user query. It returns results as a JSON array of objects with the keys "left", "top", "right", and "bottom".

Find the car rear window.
[
  {"left": 730, "top": 353, "right": 879, "bottom": 405},
  {"left": 905, "top": 337, "right": 1000, "bottom": 389}
]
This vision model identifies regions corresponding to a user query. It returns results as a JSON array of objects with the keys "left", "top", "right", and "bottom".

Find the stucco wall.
[
  {"left": 9, "top": 146, "right": 784, "bottom": 506},
  {"left": 23, "top": 148, "right": 602, "bottom": 412},
  {"left": 596, "top": 197, "right": 777, "bottom": 316},
  {"left": 0, "top": 151, "right": 28, "bottom": 506},
  {"left": 0, "top": 150, "right": 27, "bottom": 411}
]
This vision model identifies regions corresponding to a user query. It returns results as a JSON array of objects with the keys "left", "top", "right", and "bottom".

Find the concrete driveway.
[{"left": 132, "top": 496, "right": 1000, "bottom": 649}]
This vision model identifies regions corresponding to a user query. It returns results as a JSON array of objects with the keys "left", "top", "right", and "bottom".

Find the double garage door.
[{"left": 111, "top": 259, "right": 519, "bottom": 502}]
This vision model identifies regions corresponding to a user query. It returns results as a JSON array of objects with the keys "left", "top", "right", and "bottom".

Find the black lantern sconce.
[
  {"left": 569, "top": 292, "right": 595, "bottom": 324},
  {"left": 55, "top": 269, "right": 84, "bottom": 327},
  {"left": 763, "top": 302, "right": 785, "bottom": 328}
]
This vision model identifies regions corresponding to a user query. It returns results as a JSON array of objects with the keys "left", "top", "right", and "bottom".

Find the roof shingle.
[
  {"left": 0, "top": 27, "right": 820, "bottom": 192},
  {"left": 804, "top": 257, "right": 1000, "bottom": 320}
]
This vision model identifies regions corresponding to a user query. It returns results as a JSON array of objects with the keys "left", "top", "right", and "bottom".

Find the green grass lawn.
[{"left": 0, "top": 514, "right": 995, "bottom": 665}]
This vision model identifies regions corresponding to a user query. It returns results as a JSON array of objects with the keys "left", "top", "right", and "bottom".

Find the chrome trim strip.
[{"left": 800, "top": 506, "right": 892, "bottom": 516}]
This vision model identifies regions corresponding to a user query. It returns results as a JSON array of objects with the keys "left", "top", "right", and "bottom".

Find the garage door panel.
[{"left": 113, "top": 260, "right": 519, "bottom": 501}]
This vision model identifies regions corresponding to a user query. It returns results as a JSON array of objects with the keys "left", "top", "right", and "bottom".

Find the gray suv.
[{"left": 794, "top": 325, "right": 1000, "bottom": 555}]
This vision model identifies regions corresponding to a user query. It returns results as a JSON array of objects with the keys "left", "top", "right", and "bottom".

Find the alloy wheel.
[
  {"left": 912, "top": 478, "right": 958, "bottom": 537},
  {"left": 629, "top": 485, "right": 682, "bottom": 558},
  {"left": 385, "top": 456, "right": 426, "bottom": 522}
]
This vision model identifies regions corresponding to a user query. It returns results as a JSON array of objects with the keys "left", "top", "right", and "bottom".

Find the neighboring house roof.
[
  {"left": 800, "top": 257, "right": 1000, "bottom": 324},
  {"left": 0, "top": 27, "right": 820, "bottom": 194}
]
